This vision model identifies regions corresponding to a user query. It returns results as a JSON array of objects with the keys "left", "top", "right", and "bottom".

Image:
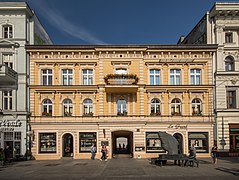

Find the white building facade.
[
  {"left": 179, "top": 3, "right": 239, "bottom": 156},
  {"left": 0, "top": 2, "right": 52, "bottom": 158}
]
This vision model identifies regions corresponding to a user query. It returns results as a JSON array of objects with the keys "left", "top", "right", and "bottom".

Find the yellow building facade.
[{"left": 27, "top": 45, "right": 216, "bottom": 160}]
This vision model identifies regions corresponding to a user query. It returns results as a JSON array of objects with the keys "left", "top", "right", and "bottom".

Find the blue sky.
[{"left": 13, "top": 0, "right": 235, "bottom": 44}]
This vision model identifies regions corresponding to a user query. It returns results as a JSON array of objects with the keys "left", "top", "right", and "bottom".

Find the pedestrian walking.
[
  {"left": 100, "top": 144, "right": 108, "bottom": 161},
  {"left": 90, "top": 144, "right": 96, "bottom": 160},
  {"left": 211, "top": 144, "right": 218, "bottom": 164}
]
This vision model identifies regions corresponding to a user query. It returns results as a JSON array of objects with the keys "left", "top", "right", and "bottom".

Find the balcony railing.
[
  {"left": 0, "top": 64, "right": 18, "bottom": 90},
  {"left": 104, "top": 74, "right": 139, "bottom": 85}
]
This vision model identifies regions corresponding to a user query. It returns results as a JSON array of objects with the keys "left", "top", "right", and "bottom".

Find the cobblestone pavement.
[{"left": 0, "top": 157, "right": 239, "bottom": 180}]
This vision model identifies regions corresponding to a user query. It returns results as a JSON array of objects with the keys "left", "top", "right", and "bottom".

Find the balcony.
[
  {"left": 104, "top": 74, "right": 139, "bottom": 93},
  {"left": 0, "top": 64, "right": 18, "bottom": 90},
  {"left": 104, "top": 74, "right": 139, "bottom": 85}
]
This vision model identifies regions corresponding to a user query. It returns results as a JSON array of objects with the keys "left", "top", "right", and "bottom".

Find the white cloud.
[{"left": 29, "top": 0, "right": 107, "bottom": 44}]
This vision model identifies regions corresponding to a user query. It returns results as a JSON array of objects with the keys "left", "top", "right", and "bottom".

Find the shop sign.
[
  {"left": 0, "top": 127, "right": 14, "bottom": 133},
  {"left": 135, "top": 147, "right": 145, "bottom": 151},
  {"left": 168, "top": 124, "right": 188, "bottom": 130},
  {"left": 0, "top": 119, "right": 22, "bottom": 128}
]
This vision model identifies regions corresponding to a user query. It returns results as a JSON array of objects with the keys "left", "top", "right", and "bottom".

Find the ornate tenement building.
[
  {"left": 26, "top": 45, "right": 216, "bottom": 160},
  {"left": 0, "top": 2, "right": 52, "bottom": 158},
  {"left": 179, "top": 2, "right": 239, "bottom": 155}
]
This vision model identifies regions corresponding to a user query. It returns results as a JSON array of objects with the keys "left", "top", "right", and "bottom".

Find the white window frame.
[
  {"left": 3, "top": 25, "right": 13, "bottom": 38},
  {"left": 150, "top": 98, "right": 161, "bottom": 114},
  {"left": 170, "top": 69, "right": 181, "bottom": 85},
  {"left": 171, "top": 98, "right": 181, "bottom": 115},
  {"left": 42, "top": 69, "right": 53, "bottom": 85},
  {"left": 190, "top": 69, "right": 201, "bottom": 85},
  {"left": 82, "top": 69, "right": 93, "bottom": 85},
  {"left": 63, "top": 99, "right": 73, "bottom": 116},
  {"left": 2, "top": 54, "right": 13, "bottom": 69},
  {"left": 62, "top": 69, "right": 73, "bottom": 85},
  {"left": 150, "top": 69, "right": 160, "bottom": 85},
  {"left": 83, "top": 99, "right": 93, "bottom": 115},
  {"left": 3, "top": 91, "right": 12, "bottom": 110},
  {"left": 192, "top": 98, "right": 202, "bottom": 115},
  {"left": 42, "top": 99, "right": 52, "bottom": 115}
]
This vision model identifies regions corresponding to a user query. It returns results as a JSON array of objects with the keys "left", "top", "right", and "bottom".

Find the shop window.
[
  {"left": 229, "top": 124, "right": 239, "bottom": 152},
  {"left": 39, "top": 133, "right": 56, "bottom": 153},
  {"left": 4, "top": 131, "right": 21, "bottom": 156},
  {"left": 79, "top": 132, "right": 96, "bottom": 152},
  {"left": 146, "top": 132, "right": 164, "bottom": 153},
  {"left": 188, "top": 132, "right": 208, "bottom": 153}
]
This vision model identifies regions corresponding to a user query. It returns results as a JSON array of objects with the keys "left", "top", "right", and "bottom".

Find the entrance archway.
[
  {"left": 112, "top": 131, "right": 133, "bottom": 157},
  {"left": 62, "top": 133, "right": 73, "bottom": 157},
  {"left": 173, "top": 133, "right": 183, "bottom": 154}
]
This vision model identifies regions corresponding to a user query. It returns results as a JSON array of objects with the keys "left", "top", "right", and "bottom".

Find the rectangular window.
[
  {"left": 146, "top": 132, "right": 165, "bottom": 153},
  {"left": 82, "top": 69, "right": 93, "bottom": 85},
  {"left": 225, "top": 32, "right": 233, "bottom": 43},
  {"left": 3, "top": 25, "right": 13, "bottom": 38},
  {"left": 62, "top": 69, "right": 73, "bottom": 85},
  {"left": 3, "top": 54, "right": 13, "bottom": 69},
  {"left": 3, "top": 91, "right": 12, "bottom": 110},
  {"left": 188, "top": 132, "right": 208, "bottom": 153},
  {"left": 150, "top": 69, "right": 160, "bottom": 85},
  {"left": 42, "top": 69, "right": 52, "bottom": 85},
  {"left": 227, "top": 90, "right": 236, "bottom": 109},
  {"left": 170, "top": 69, "right": 181, "bottom": 85},
  {"left": 79, "top": 132, "right": 97, "bottom": 152},
  {"left": 39, "top": 133, "right": 56, "bottom": 153},
  {"left": 190, "top": 69, "right": 201, "bottom": 85}
]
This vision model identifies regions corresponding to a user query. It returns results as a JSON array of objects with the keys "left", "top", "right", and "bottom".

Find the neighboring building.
[
  {"left": 179, "top": 3, "right": 239, "bottom": 155},
  {"left": 26, "top": 44, "right": 216, "bottom": 160},
  {"left": 0, "top": 2, "right": 52, "bottom": 158}
]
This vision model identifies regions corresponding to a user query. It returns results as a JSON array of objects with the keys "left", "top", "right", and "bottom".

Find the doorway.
[
  {"left": 173, "top": 133, "right": 183, "bottom": 154},
  {"left": 62, "top": 133, "right": 73, "bottom": 157},
  {"left": 112, "top": 131, "right": 133, "bottom": 157}
]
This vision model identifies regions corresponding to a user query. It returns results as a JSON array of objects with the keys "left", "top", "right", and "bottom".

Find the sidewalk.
[{"left": 0, "top": 157, "right": 238, "bottom": 179}]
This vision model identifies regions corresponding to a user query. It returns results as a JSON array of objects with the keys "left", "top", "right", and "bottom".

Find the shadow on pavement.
[{"left": 215, "top": 167, "right": 239, "bottom": 176}]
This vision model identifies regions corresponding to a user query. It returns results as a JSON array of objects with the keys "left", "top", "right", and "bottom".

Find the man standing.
[{"left": 90, "top": 144, "right": 96, "bottom": 160}]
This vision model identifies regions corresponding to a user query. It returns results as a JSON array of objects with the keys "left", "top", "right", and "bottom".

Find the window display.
[
  {"left": 188, "top": 132, "right": 208, "bottom": 153},
  {"left": 79, "top": 132, "right": 96, "bottom": 152},
  {"left": 39, "top": 133, "right": 56, "bottom": 153},
  {"left": 146, "top": 132, "right": 164, "bottom": 153}
]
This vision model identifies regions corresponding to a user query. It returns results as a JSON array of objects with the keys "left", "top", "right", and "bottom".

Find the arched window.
[
  {"left": 83, "top": 99, "right": 93, "bottom": 116},
  {"left": 3, "top": 25, "right": 13, "bottom": 38},
  {"left": 171, "top": 98, "right": 181, "bottom": 116},
  {"left": 42, "top": 99, "right": 52, "bottom": 116},
  {"left": 117, "top": 98, "right": 127, "bottom": 116},
  {"left": 225, "top": 56, "right": 234, "bottom": 71},
  {"left": 150, "top": 98, "right": 161, "bottom": 116},
  {"left": 63, "top": 99, "right": 73, "bottom": 116},
  {"left": 192, "top": 98, "right": 202, "bottom": 116},
  {"left": 115, "top": 68, "right": 127, "bottom": 74}
]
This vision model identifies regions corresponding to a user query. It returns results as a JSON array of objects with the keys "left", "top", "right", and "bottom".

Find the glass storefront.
[
  {"left": 79, "top": 132, "right": 96, "bottom": 152},
  {"left": 188, "top": 132, "right": 208, "bottom": 153},
  {"left": 146, "top": 132, "right": 164, "bottom": 153},
  {"left": 39, "top": 133, "right": 56, "bottom": 153},
  {"left": 229, "top": 124, "right": 239, "bottom": 152},
  {"left": 3, "top": 131, "right": 21, "bottom": 157}
]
